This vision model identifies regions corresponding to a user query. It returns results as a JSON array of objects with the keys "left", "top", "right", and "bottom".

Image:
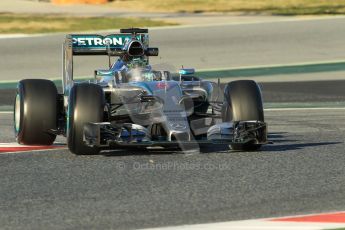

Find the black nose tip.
[{"left": 128, "top": 41, "right": 144, "bottom": 56}]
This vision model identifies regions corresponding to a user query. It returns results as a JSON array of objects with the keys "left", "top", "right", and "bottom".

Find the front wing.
[{"left": 83, "top": 121, "right": 267, "bottom": 149}]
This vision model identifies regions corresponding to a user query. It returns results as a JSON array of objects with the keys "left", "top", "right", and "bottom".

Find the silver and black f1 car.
[{"left": 14, "top": 28, "right": 267, "bottom": 155}]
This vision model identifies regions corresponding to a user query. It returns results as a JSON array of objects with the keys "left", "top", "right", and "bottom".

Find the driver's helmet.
[{"left": 124, "top": 68, "right": 161, "bottom": 82}]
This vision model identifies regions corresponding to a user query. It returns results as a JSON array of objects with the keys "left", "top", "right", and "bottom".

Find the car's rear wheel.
[
  {"left": 14, "top": 79, "right": 58, "bottom": 145},
  {"left": 222, "top": 80, "right": 264, "bottom": 151},
  {"left": 67, "top": 83, "right": 104, "bottom": 155}
]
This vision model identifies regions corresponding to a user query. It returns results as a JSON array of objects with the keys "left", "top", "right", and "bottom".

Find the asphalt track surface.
[
  {"left": 1, "top": 17, "right": 345, "bottom": 81},
  {"left": 1, "top": 108, "right": 345, "bottom": 229}
]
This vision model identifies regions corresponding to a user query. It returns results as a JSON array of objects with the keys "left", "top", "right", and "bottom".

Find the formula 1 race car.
[{"left": 14, "top": 28, "right": 267, "bottom": 155}]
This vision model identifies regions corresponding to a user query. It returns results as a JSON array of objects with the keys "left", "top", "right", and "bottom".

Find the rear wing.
[
  {"left": 62, "top": 33, "right": 148, "bottom": 92},
  {"left": 66, "top": 34, "right": 149, "bottom": 55}
]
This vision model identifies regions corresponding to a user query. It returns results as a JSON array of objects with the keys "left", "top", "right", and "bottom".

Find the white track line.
[
  {"left": 1, "top": 15, "right": 345, "bottom": 39},
  {"left": 61, "top": 15, "right": 345, "bottom": 34},
  {"left": 142, "top": 220, "right": 345, "bottom": 230},
  {"left": 0, "top": 34, "right": 46, "bottom": 39},
  {"left": 143, "top": 211, "right": 345, "bottom": 230}
]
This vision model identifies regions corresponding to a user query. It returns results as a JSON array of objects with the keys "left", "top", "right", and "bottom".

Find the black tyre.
[
  {"left": 67, "top": 83, "right": 104, "bottom": 155},
  {"left": 14, "top": 79, "right": 58, "bottom": 145},
  {"left": 222, "top": 80, "right": 264, "bottom": 151}
]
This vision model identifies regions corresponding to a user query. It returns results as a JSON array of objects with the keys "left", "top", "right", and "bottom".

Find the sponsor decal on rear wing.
[{"left": 67, "top": 34, "right": 149, "bottom": 55}]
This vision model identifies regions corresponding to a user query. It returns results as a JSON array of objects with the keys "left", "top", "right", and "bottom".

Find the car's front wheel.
[
  {"left": 67, "top": 83, "right": 105, "bottom": 155},
  {"left": 222, "top": 80, "right": 264, "bottom": 151}
]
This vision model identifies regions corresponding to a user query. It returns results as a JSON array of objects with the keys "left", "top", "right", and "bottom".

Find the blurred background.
[{"left": 1, "top": 0, "right": 345, "bottom": 109}]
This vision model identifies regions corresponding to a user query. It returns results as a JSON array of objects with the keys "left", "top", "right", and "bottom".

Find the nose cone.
[{"left": 128, "top": 41, "right": 144, "bottom": 56}]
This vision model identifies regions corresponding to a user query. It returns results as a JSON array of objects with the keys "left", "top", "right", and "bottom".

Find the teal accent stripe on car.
[
  {"left": 1, "top": 60, "right": 345, "bottom": 89},
  {"left": 197, "top": 61, "right": 345, "bottom": 79}
]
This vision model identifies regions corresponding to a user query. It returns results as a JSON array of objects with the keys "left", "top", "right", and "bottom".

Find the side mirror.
[
  {"left": 179, "top": 68, "right": 195, "bottom": 75},
  {"left": 94, "top": 69, "right": 114, "bottom": 79},
  {"left": 95, "top": 69, "right": 113, "bottom": 76}
]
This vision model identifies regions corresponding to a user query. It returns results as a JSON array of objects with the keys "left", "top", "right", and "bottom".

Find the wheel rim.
[{"left": 14, "top": 94, "right": 21, "bottom": 133}]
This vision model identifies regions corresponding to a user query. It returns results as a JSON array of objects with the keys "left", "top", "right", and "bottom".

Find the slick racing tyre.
[
  {"left": 222, "top": 80, "right": 264, "bottom": 151},
  {"left": 14, "top": 79, "right": 58, "bottom": 145},
  {"left": 67, "top": 83, "right": 104, "bottom": 155}
]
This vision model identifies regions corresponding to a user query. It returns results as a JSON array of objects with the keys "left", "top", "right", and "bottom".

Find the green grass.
[
  {"left": 0, "top": 13, "right": 177, "bottom": 34},
  {"left": 325, "top": 228, "right": 345, "bottom": 230},
  {"left": 108, "top": 0, "right": 345, "bottom": 15}
]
